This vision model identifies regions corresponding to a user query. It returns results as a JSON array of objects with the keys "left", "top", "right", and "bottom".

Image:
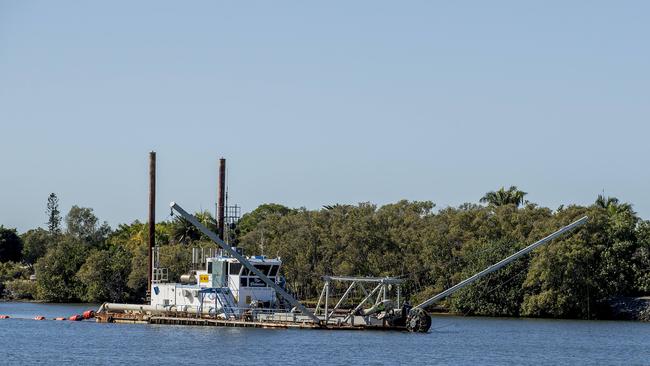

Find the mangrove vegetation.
[{"left": 1, "top": 188, "right": 649, "bottom": 320}]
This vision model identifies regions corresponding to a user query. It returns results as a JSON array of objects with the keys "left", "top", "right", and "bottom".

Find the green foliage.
[
  {"left": 238, "top": 203, "right": 293, "bottom": 237},
  {"left": 104, "top": 220, "right": 176, "bottom": 301},
  {"left": 77, "top": 246, "right": 131, "bottom": 302},
  {"left": 159, "top": 244, "right": 191, "bottom": 282},
  {"left": 0, "top": 261, "right": 29, "bottom": 295},
  {"left": 520, "top": 202, "right": 642, "bottom": 319},
  {"left": 632, "top": 221, "right": 650, "bottom": 293},
  {"left": 4, "top": 279, "right": 37, "bottom": 300},
  {"left": 46, "top": 193, "right": 62, "bottom": 234},
  {"left": 106, "top": 221, "right": 150, "bottom": 300},
  {"left": 425, "top": 204, "right": 550, "bottom": 315},
  {"left": 238, "top": 200, "right": 437, "bottom": 299},
  {"left": 238, "top": 197, "right": 649, "bottom": 319},
  {"left": 65, "top": 206, "right": 111, "bottom": 247},
  {"left": 170, "top": 211, "right": 216, "bottom": 244},
  {"left": 21, "top": 228, "right": 52, "bottom": 265},
  {"left": 35, "top": 238, "right": 88, "bottom": 302},
  {"left": 480, "top": 186, "right": 528, "bottom": 207},
  {"left": 521, "top": 210, "right": 598, "bottom": 318},
  {"left": 450, "top": 237, "right": 529, "bottom": 316},
  {"left": 0, "top": 226, "right": 23, "bottom": 263}
]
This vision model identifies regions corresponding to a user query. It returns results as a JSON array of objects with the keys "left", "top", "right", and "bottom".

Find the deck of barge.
[{"left": 95, "top": 310, "right": 403, "bottom": 331}]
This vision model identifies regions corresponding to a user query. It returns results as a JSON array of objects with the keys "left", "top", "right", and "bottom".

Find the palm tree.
[
  {"left": 170, "top": 211, "right": 217, "bottom": 244},
  {"left": 480, "top": 186, "right": 527, "bottom": 207},
  {"left": 171, "top": 217, "right": 201, "bottom": 244},
  {"left": 595, "top": 194, "right": 634, "bottom": 216},
  {"left": 595, "top": 194, "right": 618, "bottom": 209}
]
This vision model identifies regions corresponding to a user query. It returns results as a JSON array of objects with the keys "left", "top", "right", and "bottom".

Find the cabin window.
[
  {"left": 240, "top": 278, "right": 248, "bottom": 287},
  {"left": 269, "top": 265, "right": 278, "bottom": 276},
  {"left": 229, "top": 263, "right": 242, "bottom": 275},
  {"left": 241, "top": 267, "right": 250, "bottom": 276},
  {"left": 207, "top": 262, "right": 213, "bottom": 274},
  {"left": 255, "top": 265, "right": 271, "bottom": 276}
]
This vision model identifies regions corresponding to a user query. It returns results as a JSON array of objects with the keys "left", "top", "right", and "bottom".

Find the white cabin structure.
[{"left": 150, "top": 252, "right": 283, "bottom": 317}]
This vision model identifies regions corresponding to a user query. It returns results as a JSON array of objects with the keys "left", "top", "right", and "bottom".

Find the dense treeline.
[
  {"left": 0, "top": 195, "right": 219, "bottom": 304},
  {"left": 1, "top": 188, "right": 649, "bottom": 320},
  {"left": 236, "top": 193, "right": 650, "bottom": 319}
]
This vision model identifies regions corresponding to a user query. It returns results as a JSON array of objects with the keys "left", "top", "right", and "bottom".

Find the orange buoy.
[
  {"left": 68, "top": 314, "right": 83, "bottom": 321},
  {"left": 54, "top": 317, "right": 66, "bottom": 321},
  {"left": 34, "top": 316, "right": 46, "bottom": 320},
  {"left": 0, "top": 315, "right": 10, "bottom": 319},
  {"left": 82, "top": 310, "right": 95, "bottom": 319}
]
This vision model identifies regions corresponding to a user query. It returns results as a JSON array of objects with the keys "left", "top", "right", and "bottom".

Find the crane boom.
[
  {"left": 169, "top": 202, "right": 322, "bottom": 324},
  {"left": 414, "top": 216, "right": 588, "bottom": 310}
]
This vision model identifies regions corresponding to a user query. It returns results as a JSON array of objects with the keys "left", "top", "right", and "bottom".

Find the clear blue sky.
[{"left": 1, "top": 1, "right": 648, "bottom": 233}]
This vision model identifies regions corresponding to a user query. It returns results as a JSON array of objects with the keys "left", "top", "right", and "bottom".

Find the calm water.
[{"left": 0, "top": 302, "right": 648, "bottom": 365}]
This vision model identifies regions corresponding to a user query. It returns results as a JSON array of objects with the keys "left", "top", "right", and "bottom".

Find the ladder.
[{"left": 214, "top": 288, "right": 239, "bottom": 318}]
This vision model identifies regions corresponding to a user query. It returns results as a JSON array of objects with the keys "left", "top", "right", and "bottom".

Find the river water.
[{"left": 0, "top": 302, "right": 648, "bottom": 365}]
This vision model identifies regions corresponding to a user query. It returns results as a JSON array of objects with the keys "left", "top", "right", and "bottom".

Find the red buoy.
[
  {"left": 82, "top": 310, "right": 95, "bottom": 319},
  {"left": 68, "top": 314, "right": 83, "bottom": 321},
  {"left": 34, "top": 316, "right": 46, "bottom": 320},
  {"left": 0, "top": 315, "right": 10, "bottom": 319}
]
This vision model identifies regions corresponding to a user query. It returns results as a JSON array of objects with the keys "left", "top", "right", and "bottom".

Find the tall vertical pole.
[
  {"left": 324, "top": 280, "right": 330, "bottom": 322},
  {"left": 148, "top": 151, "right": 156, "bottom": 300},
  {"left": 218, "top": 158, "right": 226, "bottom": 240},
  {"left": 397, "top": 285, "right": 401, "bottom": 308}
]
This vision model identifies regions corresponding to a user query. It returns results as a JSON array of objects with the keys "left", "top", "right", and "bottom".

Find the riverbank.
[
  {"left": 599, "top": 296, "right": 650, "bottom": 321},
  {"left": 0, "top": 298, "right": 47, "bottom": 303}
]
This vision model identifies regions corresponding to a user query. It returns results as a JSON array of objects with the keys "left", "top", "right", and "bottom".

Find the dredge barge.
[{"left": 96, "top": 201, "right": 588, "bottom": 332}]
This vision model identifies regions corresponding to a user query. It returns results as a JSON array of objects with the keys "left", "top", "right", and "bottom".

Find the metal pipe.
[
  {"left": 343, "top": 283, "right": 382, "bottom": 323},
  {"left": 101, "top": 303, "right": 215, "bottom": 315},
  {"left": 217, "top": 158, "right": 226, "bottom": 240},
  {"left": 315, "top": 284, "right": 326, "bottom": 315},
  {"left": 415, "top": 216, "right": 589, "bottom": 310},
  {"left": 147, "top": 151, "right": 156, "bottom": 298},
  {"left": 102, "top": 303, "right": 160, "bottom": 313},
  {"left": 170, "top": 202, "right": 321, "bottom": 324},
  {"left": 321, "top": 275, "right": 404, "bottom": 284}
]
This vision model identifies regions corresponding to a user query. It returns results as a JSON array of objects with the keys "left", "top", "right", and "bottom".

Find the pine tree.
[{"left": 46, "top": 193, "right": 61, "bottom": 234}]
